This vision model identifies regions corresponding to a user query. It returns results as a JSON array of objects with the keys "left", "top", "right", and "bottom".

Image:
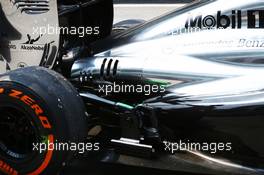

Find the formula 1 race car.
[{"left": 1, "top": 0, "right": 264, "bottom": 174}]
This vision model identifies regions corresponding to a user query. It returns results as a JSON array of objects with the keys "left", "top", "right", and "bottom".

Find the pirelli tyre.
[{"left": 0, "top": 66, "right": 88, "bottom": 175}]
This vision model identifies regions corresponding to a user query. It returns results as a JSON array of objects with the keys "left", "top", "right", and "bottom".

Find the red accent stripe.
[{"left": 28, "top": 135, "right": 54, "bottom": 175}]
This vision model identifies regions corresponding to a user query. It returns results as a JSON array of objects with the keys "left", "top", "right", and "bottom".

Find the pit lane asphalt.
[
  {"left": 62, "top": 159, "right": 198, "bottom": 175},
  {"left": 62, "top": 3, "right": 191, "bottom": 175}
]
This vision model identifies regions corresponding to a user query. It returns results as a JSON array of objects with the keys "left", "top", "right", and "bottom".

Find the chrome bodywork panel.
[
  {"left": 72, "top": 0, "right": 264, "bottom": 173},
  {"left": 72, "top": 0, "right": 264, "bottom": 108}
]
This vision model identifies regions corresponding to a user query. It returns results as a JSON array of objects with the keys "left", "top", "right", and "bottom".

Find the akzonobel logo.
[{"left": 185, "top": 10, "right": 264, "bottom": 29}]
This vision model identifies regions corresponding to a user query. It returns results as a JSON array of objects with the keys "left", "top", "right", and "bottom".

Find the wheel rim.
[{"left": 0, "top": 106, "right": 38, "bottom": 160}]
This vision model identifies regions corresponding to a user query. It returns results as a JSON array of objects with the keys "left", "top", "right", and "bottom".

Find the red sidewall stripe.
[{"left": 28, "top": 135, "right": 54, "bottom": 175}]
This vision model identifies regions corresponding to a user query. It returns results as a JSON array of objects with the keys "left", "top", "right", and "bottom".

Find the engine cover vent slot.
[
  {"left": 113, "top": 60, "right": 119, "bottom": 76},
  {"left": 106, "top": 59, "right": 113, "bottom": 77},
  {"left": 12, "top": 0, "right": 50, "bottom": 14},
  {"left": 100, "top": 58, "right": 119, "bottom": 78},
  {"left": 100, "top": 58, "right": 107, "bottom": 78}
]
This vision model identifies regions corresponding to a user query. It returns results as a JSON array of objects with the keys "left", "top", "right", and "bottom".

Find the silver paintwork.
[
  {"left": 72, "top": 1, "right": 264, "bottom": 172},
  {"left": 72, "top": 0, "right": 264, "bottom": 103}
]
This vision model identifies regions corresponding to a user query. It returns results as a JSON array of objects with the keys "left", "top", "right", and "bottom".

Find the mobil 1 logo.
[
  {"left": 185, "top": 10, "right": 264, "bottom": 29},
  {"left": 247, "top": 10, "right": 264, "bottom": 28}
]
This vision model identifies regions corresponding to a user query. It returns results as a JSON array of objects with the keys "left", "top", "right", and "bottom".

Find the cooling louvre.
[{"left": 12, "top": 0, "right": 50, "bottom": 14}]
